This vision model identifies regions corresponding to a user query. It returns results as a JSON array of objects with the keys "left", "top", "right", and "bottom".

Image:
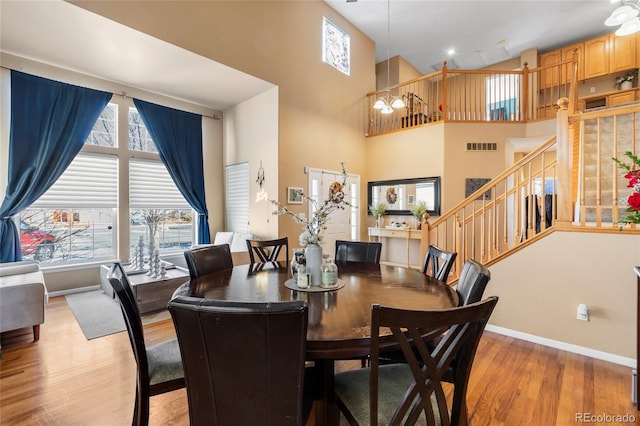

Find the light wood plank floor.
[{"left": 0, "top": 296, "right": 637, "bottom": 425}]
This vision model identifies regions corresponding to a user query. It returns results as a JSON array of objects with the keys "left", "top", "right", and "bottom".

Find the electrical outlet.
[{"left": 590, "top": 86, "right": 596, "bottom": 93}]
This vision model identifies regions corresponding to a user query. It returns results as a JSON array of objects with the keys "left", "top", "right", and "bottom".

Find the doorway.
[{"left": 307, "top": 167, "right": 360, "bottom": 257}]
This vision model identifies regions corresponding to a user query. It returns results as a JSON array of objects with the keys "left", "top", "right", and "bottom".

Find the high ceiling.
[
  {"left": 326, "top": 0, "right": 617, "bottom": 73},
  {"left": 0, "top": 0, "right": 624, "bottom": 110}
]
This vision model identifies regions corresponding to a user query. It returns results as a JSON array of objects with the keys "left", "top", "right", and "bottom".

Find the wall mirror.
[{"left": 367, "top": 177, "right": 441, "bottom": 216}]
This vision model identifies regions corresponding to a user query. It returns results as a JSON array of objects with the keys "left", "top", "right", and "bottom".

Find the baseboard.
[
  {"left": 48, "top": 284, "right": 100, "bottom": 298},
  {"left": 485, "top": 324, "right": 636, "bottom": 368}
]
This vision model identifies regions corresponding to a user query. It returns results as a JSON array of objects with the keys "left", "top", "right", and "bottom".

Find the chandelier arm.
[{"left": 623, "top": 0, "right": 640, "bottom": 11}]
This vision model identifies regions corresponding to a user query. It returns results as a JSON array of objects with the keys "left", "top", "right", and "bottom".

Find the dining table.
[{"left": 171, "top": 260, "right": 459, "bottom": 426}]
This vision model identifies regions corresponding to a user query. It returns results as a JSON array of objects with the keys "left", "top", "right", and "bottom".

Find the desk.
[
  {"left": 173, "top": 262, "right": 458, "bottom": 425},
  {"left": 368, "top": 227, "right": 422, "bottom": 269}
]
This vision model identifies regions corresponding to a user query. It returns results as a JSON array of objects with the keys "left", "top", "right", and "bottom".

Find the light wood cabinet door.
[
  {"left": 539, "top": 50, "right": 562, "bottom": 88},
  {"left": 610, "top": 33, "right": 637, "bottom": 73},
  {"left": 608, "top": 90, "right": 636, "bottom": 106},
  {"left": 584, "top": 35, "right": 609, "bottom": 79},
  {"left": 562, "top": 43, "right": 584, "bottom": 82}
]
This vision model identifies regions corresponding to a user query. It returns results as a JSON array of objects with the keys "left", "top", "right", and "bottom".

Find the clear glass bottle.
[
  {"left": 291, "top": 249, "right": 305, "bottom": 278},
  {"left": 296, "top": 259, "right": 310, "bottom": 289},
  {"left": 321, "top": 254, "right": 338, "bottom": 288}
]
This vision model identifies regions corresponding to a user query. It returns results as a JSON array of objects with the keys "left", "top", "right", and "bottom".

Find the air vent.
[{"left": 466, "top": 142, "right": 498, "bottom": 152}]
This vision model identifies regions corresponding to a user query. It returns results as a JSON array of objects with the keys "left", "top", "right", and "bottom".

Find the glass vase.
[{"left": 305, "top": 243, "right": 323, "bottom": 286}]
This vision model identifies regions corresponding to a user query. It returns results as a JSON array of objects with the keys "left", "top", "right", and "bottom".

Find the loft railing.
[
  {"left": 367, "top": 57, "right": 578, "bottom": 136},
  {"left": 419, "top": 99, "right": 640, "bottom": 283}
]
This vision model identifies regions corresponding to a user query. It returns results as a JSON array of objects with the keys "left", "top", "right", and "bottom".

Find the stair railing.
[{"left": 420, "top": 99, "right": 573, "bottom": 280}]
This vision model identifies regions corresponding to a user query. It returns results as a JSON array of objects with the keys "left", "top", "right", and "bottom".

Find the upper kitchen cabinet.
[
  {"left": 610, "top": 33, "right": 637, "bottom": 74},
  {"left": 584, "top": 35, "right": 610, "bottom": 80}
]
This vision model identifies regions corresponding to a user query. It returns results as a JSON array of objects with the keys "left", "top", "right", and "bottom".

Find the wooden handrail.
[{"left": 429, "top": 135, "right": 557, "bottom": 230}]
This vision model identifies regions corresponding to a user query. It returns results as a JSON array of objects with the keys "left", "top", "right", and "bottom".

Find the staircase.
[{"left": 421, "top": 99, "right": 640, "bottom": 282}]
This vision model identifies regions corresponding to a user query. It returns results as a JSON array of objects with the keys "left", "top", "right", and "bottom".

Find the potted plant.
[
  {"left": 410, "top": 201, "right": 427, "bottom": 229},
  {"left": 369, "top": 203, "right": 387, "bottom": 228},
  {"left": 615, "top": 71, "right": 636, "bottom": 90}
]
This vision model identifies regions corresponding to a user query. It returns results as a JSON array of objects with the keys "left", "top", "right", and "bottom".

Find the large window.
[
  {"left": 18, "top": 101, "right": 194, "bottom": 264},
  {"left": 130, "top": 158, "right": 193, "bottom": 252}
]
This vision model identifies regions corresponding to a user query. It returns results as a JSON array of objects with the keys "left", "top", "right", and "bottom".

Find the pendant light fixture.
[
  {"left": 605, "top": 1, "right": 640, "bottom": 36},
  {"left": 373, "top": 0, "right": 404, "bottom": 114}
]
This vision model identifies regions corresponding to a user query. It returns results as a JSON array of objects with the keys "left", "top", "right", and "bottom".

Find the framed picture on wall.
[
  {"left": 287, "top": 187, "right": 304, "bottom": 204},
  {"left": 465, "top": 178, "right": 492, "bottom": 200},
  {"left": 408, "top": 194, "right": 415, "bottom": 206}
]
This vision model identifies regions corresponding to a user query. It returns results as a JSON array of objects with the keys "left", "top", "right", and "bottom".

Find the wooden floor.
[{"left": 0, "top": 296, "right": 637, "bottom": 425}]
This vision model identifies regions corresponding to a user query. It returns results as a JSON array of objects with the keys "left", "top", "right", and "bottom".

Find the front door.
[{"left": 307, "top": 167, "right": 360, "bottom": 258}]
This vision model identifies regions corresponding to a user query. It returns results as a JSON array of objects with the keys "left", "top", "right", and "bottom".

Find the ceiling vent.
[{"left": 466, "top": 142, "right": 498, "bottom": 152}]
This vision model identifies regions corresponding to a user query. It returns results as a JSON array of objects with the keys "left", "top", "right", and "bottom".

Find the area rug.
[{"left": 65, "top": 290, "right": 171, "bottom": 340}]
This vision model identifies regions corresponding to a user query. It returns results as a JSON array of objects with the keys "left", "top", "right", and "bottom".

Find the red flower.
[
  {"left": 628, "top": 192, "right": 640, "bottom": 211},
  {"left": 625, "top": 170, "right": 640, "bottom": 187}
]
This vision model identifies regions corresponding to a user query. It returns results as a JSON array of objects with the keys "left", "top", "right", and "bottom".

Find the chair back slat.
[
  {"left": 422, "top": 245, "right": 457, "bottom": 282},
  {"left": 246, "top": 237, "right": 289, "bottom": 266}
]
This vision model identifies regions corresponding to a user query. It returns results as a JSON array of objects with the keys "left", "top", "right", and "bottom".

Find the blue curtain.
[
  {"left": 133, "top": 99, "right": 210, "bottom": 244},
  {"left": 0, "top": 71, "right": 111, "bottom": 262}
]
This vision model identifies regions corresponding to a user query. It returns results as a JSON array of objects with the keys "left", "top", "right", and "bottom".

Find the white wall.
[
  {"left": 223, "top": 87, "right": 279, "bottom": 240},
  {"left": 488, "top": 230, "right": 638, "bottom": 361}
]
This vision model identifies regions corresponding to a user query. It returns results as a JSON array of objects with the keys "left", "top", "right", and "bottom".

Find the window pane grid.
[
  {"left": 129, "top": 108, "right": 157, "bottom": 152},
  {"left": 85, "top": 103, "right": 117, "bottom": 147}
]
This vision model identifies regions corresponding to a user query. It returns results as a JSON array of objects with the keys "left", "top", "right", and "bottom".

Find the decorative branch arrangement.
[{"left": 269, "top": 162, "right": 353, "bottom": 246}]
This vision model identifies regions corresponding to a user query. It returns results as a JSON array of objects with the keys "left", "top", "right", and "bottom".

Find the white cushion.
[
  {"left": 230, "top": 232, "right": 253, "bottom": 253},
  {"left": 213, "top": 232, "right": 234, "bottom": 246},
  {"left": 0, "top": 261, "right": 40, "bottom": 277}
]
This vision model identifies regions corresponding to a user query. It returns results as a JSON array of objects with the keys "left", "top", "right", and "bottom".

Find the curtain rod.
[{"left": 1, "top": 65, "right": 221, "bottom": 120}]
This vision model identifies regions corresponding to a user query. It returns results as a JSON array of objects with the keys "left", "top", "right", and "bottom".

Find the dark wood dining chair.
[
  {"left": 183, "top": 243, "right": 233, "bottom": 279},
  {"left": 107, "top": 262, "right": 185, "bottom": 426},
  {"left": 335, "top": 240, "right": 382, "bottom": 264},
  {"left": 379, "top": 258, "right": 492, "bottom": 369},
  {"left": 422, "top": 244, "right": 457, "bottom": 282},
  {"left": 334, "top": 239, "right": 382, "bottom": 367},
  {"left": 455, "top": 258, "right": 491, "bottom": 306},
  {"left": 168, "top": 297, "right": 312, "bottom": 426},
  {"left": 246, "top": 237, "right": 289, "bottom": 266},
  {"left": 335, "top": 297, "right": 499, "bottom": 426}
]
